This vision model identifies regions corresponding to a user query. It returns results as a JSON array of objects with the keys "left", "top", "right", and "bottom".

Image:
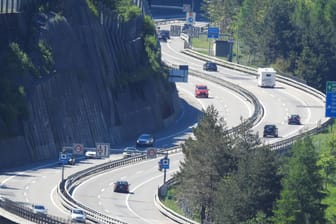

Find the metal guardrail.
[
  {"left": 57, "top": 147, "right": 182, "bottom": 224},
  {"left": 0, "top": 197, "right": 68, "bottom": 223},
  {"left": 56, "top": 67, "right": 264, "bottom": 223},
  {"left": 0, "top": 18, "right": 331, "bottom": 224}
]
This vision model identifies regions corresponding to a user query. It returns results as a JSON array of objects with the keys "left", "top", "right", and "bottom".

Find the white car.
[
  {"left": 32, "top": 204, "right": 47, "bottom": 215},
  {"left": 85, "top": 151, "right": 96, "bottom": 159},
  {"left": 71, "top": 208, "right": 86, "bottom": 223},
  {"left": 122, "top": 147, "right": 140, "bottom": 158}
]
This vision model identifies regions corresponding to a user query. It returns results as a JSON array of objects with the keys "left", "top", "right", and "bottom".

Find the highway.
[{"left": 0, "top": 30, "right": 327, "bottom": 223}]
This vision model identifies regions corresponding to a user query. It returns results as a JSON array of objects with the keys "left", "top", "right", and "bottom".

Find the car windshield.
[
  {"left": 117, "top": 181, "right": 128, "bottom": 185},
  {"left": 34, "top": 205, "right": 45, "bottom": 210},
  {"left": 73, "top": 209, "right": 84, "bottom": 215},
  {"left": 265, "top": 125, "right": 275, "bottom": 129},
  {"left": 197, "top": 86, "right": 207, "bottom": 90},
  {"left": 139, "top": 134, "right": 151, "bottom": 139}
]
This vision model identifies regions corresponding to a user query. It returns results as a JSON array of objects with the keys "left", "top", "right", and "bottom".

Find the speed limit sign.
[
  {"left": 147, "top": 148, "right": 157, "bottom": 159},
  {"left": 73, "top": 144, "right": 84, "bottom": 155}
]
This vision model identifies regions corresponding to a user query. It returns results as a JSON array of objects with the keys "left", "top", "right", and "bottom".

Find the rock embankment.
[{"left": 0, "top": 0, "right": 180, "bottom": 168}]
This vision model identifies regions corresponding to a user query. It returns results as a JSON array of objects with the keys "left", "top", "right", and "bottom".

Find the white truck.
[{"left": 257, "top": 67, "right": 276, "bottom": 88}]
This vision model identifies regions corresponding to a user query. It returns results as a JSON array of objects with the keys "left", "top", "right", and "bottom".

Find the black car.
[
  {"left": 288, "top": 114, "right": 301, "bottom": 125},
  {"left": 113, "top": 180, "right": 130, "bottom": 193},
  {"left": 263, "top": 124, "right": 278, "bottom": 137},
  {"left": 182, "top": 24, "right": 192, "bottom": 33},
  {"left": 136, "top": 134, "right": 155, "bottom": 147},
  {"left": 203, "top": 61, "right": 217, "bottom": 71},
  {"left": 158, "top": 30, "right": 170, "bottom": 42}
]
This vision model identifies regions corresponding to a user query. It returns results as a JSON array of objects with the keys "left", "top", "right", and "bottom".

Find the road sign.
[
  {"left": 185, "top": 12, "right": 196, "bottom": 25},
  {"left": 96, "top": 143, "right": 110, "bottom": 158},
  {"left": 169, "top": 67, "right": 188, "bottom": 82},
  {"left": 326, "top": 81, "right": 336, "bottom": 117},
  {"left": 161, "top": 158, "right": 170, "bottom": 169},
  {"left": 208, "top": 27, "right": 219, "bottom": 39},
  {"left": 73, "top": 144, "right": 84, "bottom": 155},
  {"left": 147, "top": 148, "right": 157, "bottom": 159},
  {"left": 59, "top": 152, "right": 67, "bottom": 163}
]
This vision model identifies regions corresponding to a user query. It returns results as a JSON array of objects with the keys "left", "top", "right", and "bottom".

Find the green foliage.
[
  {"left": 175, "top": 105, "right": 233, "bottom": 221},
  {"left": 38, "top": 40, "right": 54, "bottom": 75},
  {"left": 9, "top": 42, "right": 39, "bottom": 77},
  {"left": 214, "top": 122, "right": 280, "bottom": 223},
  {"left": 86, "top": 0, "right": 99, "bottom": 17},
  {"left": 273, "top": 137, "right": 326, "bottom": 224},
  {"left": 174, "top": 106, "right": 280, "bottom": 223},
  {"left": 114, "top": 0, "right": 141, "bottom": 21},
  {"left": 86, "top": 0, "right": 141, "bottom": 21},
  {"left": 315, "top": 127, "right": 336, "bottom": 222},
  {"left": 203, "top": 0, "right": 336, "bottom": 91},
  {"left": 144, "top": 34, "right": 161, "bottom": 72},
  {"left": 143, "top": 15, "right": 156, "bottom": 36}
]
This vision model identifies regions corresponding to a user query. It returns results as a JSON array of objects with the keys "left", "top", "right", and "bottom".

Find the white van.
[{"left": 257, "top": 67, "right": 276, "bottom": 88}]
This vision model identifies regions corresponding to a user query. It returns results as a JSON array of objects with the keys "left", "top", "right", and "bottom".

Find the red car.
[{"left": 195, "top": 85, "right": 209, "bottom": 98}]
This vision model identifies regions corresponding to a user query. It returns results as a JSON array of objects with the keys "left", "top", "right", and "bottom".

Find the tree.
[
  {"left": 273, "top": 136, "right": 326, "bottom": 224},
  {"left": 317, "top": 132, "right": 336, "bottom": 222},
  {"left": 175, "top": 105, "right": 233, "bottom": 222},
  {"left": 214, "top": 122, "right": 280, "bottom": 223}
]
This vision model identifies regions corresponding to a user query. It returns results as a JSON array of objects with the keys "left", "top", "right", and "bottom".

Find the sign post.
[{"left": 325, "top": 81, "right": 336, "bottom": 118}]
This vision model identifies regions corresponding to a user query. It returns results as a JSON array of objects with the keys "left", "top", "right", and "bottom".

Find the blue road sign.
[
  {"left": 161, "top": 158, "right": 170, "bottom": 169},
  {"left": 208, "top": 27, "right": 219, "bottom": 38},
  {"left": 325, "top": 81, "right": 336, "bottom": 118},
  {"left": 59, "top": 152, "right": 68, "bottom": 164}
]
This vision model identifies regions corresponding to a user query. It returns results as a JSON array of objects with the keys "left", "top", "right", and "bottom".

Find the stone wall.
[{"left": 0, "top": 0, "right": 180, "bottom": 169}]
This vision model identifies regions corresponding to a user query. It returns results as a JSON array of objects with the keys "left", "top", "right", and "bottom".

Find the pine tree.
[
  {"left": 273, "top": 136, "right": 326, "bottom": 224},
  {"left": 175, "top": 105, "right": 233, "bottom": 222}
]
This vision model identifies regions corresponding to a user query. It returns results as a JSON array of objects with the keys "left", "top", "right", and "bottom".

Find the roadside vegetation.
[
  {"left": 199, "top": 0, "right": 336, "bottom": 92},
  {"left": 163, "top": 106, "right": 335, "bottom": 223},
  {"left": 86, "top": 0, "right": 141, "bottom": 21}
]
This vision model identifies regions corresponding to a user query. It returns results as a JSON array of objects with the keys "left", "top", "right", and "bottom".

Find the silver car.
[{"left": 122, "top": 147, "right": 141, "bottom": 158}]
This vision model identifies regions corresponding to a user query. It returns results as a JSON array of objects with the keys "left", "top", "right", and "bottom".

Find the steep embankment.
[{"left": 0, "top": 0, "right": 180, "bottom": 168}]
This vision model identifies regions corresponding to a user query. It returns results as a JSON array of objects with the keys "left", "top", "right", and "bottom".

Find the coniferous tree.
[
  {"left": 273, "top": 137, "right": 326, "bottom": 224},
  {"left": 214, "top": 122, "right": 280, "bottom": 223},
  {"left": 175, "top": 105, "right": 233, "bottom": 223}
]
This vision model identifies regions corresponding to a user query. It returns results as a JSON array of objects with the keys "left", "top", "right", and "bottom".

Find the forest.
[
  {"left": 173, "top": 105, "right": 336, "bottom": 224},
  {"left": 201, "top": 0, "right": 336, "bottom": 91}
]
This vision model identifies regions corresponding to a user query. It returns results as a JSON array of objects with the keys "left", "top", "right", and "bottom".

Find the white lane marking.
[
  {"left": 50, "top": 185, "right": 69, "bottom": 215},
  {"left": 125, "top": 168, "right": 180, "bottom": 224}
]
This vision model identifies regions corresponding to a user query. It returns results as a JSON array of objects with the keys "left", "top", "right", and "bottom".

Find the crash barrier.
[
  {"left": 58, "top": 147, "right": 182, "bottom": 224},
  {"left": 181, "top": 48, "right": 325, "bottom": 101},
  {"left": 155, "top": 178, "right": 199, "bottom": 224},
  {"left": 56, "top": 71, "right": 263, "bottom": 223},
  {"left": 156, "top": 120, "right": 332, "bottom": 224},
  {"left": 59, "top": 53, "right": 329, "bottom": 223},
  {"left": 164, "top": 59, "right": 264, "bottom": 134},
  {"left": 0, "top": 197, "right": 68, "bottom": 224}
]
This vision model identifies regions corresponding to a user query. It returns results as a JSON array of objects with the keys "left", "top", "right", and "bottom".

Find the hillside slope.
[{"left": 0, "top": 0, "right": 180, "bottom": 168}]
